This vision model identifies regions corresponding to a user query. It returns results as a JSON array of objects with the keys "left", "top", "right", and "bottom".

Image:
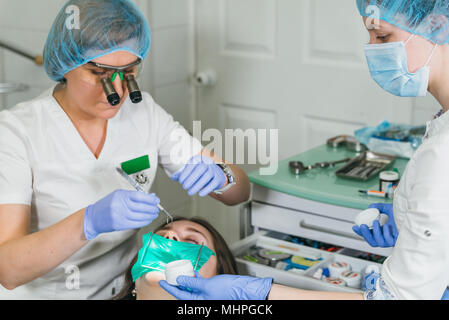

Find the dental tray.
[{"left": 334, "top": 151, "right": 396, "bottom": 181}]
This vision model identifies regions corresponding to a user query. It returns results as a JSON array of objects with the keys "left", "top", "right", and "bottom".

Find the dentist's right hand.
[{"left": 83, "top": 190, "right": 160, "bottom": 240}]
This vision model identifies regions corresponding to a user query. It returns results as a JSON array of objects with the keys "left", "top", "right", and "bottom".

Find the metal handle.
[
  {"left": 299, "top": 220, "right": 361, "bottom": 240},
  {"left": 0, "top": 82, "right": 29, "bottom": 94},
  {"left": 0, "top": 40, "right": 43, "bottom": 65}
]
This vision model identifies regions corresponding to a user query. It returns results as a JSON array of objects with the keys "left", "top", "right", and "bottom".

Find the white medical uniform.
[
  {"left": 0, "top": 85, "right": 203, "bottom": 299},
  {"left": 378, "top": 111, "right": 449, "bottom": 300}
]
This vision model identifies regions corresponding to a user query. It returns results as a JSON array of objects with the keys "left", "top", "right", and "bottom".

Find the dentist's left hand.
[
  {"left": 83, "top": 190, "right": 160, "bottom": 240},
  {"left": 159, "top": 272, "right": 273, "bottom": 300},
  {"left": 171, "top": 155, "right": 226, "bottom": 197}
]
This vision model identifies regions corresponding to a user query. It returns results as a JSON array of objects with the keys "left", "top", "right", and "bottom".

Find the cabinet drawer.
[
  {"left": 251, "top": 201, "right": 392, "bottom": 257},
  {"left": 230, "top": 231, "right": 383, "bottom": 293}
]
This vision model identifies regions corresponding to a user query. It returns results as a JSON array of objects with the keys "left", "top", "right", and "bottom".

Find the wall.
[{"left": 142, "top": 0, "right": 197, "bottom": 222}]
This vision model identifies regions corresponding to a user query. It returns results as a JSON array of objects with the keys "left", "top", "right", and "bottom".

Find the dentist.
[{"left": 0, "top": 0, "right": 249, "bottom": 299}]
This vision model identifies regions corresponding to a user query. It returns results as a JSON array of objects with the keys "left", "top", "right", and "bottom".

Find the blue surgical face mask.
[
  {"left": 131, "top": 232, "right": 215, "bottom": 282},
  {"left": 364, "top": 35, "right": 438, "bottom": 97}
]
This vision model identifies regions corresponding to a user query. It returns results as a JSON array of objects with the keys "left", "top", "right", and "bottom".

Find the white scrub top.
[
  {"left": 0, "top": 85, "right": 203, "bottom": 299},
  {"left": 378, "top": 111, "right": 449, "bottom": 300}
]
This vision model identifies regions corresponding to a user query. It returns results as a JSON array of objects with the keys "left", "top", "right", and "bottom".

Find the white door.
[{"left": 194, "top": 0, "right": 419, "bottom": 244}]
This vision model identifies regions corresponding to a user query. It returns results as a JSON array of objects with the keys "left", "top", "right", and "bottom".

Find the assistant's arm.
[{"left": 267, "top": 284, "right": 364, "bottom": 300}]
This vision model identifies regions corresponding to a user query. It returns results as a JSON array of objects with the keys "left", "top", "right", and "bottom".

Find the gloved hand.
[
  {"left": 171, "top": 155, "right": 227, "bottom": 197},
  {"left": 83, "top": 190, "right": 160, "bottom": 240},
  {"left": 352, "top": 203, "right": 398, "bottom": 248},
  {"left": 159, "top": 271, "right": 273, "bottom": 300},
  {"left": 442, "top": 288, "right": 449, "bottom": 300}
]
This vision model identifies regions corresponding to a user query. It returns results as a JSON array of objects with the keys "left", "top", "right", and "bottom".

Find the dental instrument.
[
  {"left": 116, "top": 167, "right": 174, "bottom": 224},
  {"left": 193, "top": 243, "right": 204, "bottom": 271}
]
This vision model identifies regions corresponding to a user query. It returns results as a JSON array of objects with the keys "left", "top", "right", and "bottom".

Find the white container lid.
[
  {"left": 325, "top": 278, "right": 346, "bottom": 286},
  {"left": 329, "top": 261, "right": 351, "bottom": 278},
  {"left": 340, "top": 271, "right": 362, "bottom": 288},
  {"left": 164, "top": 260, "right": 195, "bottom": 286},
  {"left": 380, "top": 171, "right": 399, "bottom": 181},
  {"left": 378, "top": 213, "right": 389, "bottom": 226},
  {"left": 355, "top": 208, "right": 380, "bottom": 228},
  {"left": 364, "top": 264, "right": 380, "bottom": 275}
]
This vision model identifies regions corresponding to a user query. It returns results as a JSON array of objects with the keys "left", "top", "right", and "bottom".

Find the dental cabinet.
[{"left": 231, "top": 144, "right": 409, "bottom": 293}]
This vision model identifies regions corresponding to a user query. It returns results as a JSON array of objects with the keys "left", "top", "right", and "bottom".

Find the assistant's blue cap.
[{"left": 357, "top": 0, "right": 449, "bottom": 45}]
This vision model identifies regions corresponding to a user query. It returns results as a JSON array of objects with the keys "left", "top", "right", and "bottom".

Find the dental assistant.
[
  {"left": 160, "top": 0, "right": 449, "bottom": 300},
  {"left": 0, "top": 0, "right": 249, "bottom": 299}
]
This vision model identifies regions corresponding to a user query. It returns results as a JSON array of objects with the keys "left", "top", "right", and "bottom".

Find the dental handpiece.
[{"left": 116, "top": 168, "right": 174, "bottom": 223}]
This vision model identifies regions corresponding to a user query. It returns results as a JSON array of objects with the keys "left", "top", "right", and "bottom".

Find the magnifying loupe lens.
[
  {"left": 101, "top": 78, "right": 120, "bottom": 106},
  {"left": 125, "top": 74, "right": 142, "bottom": 104},
  {"left": 108, "top": 93, "right": 121, "bottom": 106}
]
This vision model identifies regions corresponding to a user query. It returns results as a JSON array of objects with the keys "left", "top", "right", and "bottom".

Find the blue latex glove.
[
  {"left": 159, "top": 271, "right": 273, "bottom": 300},
  {"left": 83, "top": 190, "right": 160, "bottom": 240},
  {"left": 352, "top": 203, "right": 398, "bottom": 248},
  {"left": 171, "top": 155, "right": 227, "bottom": 197},
  {"left": 362, "top": 271, "right": 380, "bottom": 291},
  {"left": 442, "top": 288, "right": 449, "bottom": 300}
]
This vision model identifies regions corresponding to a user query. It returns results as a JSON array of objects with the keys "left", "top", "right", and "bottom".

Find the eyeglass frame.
[
  {"left": 85, "top": 58, "right": 143, "bottom": 82},
  {"left": 86, "top": 58, "right": 142, "bottom": 72}
]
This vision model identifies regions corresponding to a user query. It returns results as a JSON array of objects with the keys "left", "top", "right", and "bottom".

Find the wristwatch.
[{"left": 213, "top": 163, "right": 237, "bottom": 195}]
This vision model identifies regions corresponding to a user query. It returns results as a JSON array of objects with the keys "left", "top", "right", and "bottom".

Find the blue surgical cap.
[
  {"left": 43, "top": 0, "right": 151, "bottom": 82},
  {"left": 357, "top": 0, "right": 449, "bottom": 45}
]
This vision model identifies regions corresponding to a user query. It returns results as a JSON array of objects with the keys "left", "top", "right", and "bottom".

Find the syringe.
[{"left": 116, "top": 167, "right": 174, "bottom": 224}]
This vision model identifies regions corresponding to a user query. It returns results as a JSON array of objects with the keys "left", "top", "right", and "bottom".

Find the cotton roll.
[
  {"left": 355, "top": 208, "right": 380, "bottom": 228},
  {"left": 340, "top": 270, "right": 362, "bottom": 288},
  {"left": 165, "top": 260, "right": 195, "bottom": 286},
  {"left": 329, "top": 261, "right": 351, "bottom": 278}
]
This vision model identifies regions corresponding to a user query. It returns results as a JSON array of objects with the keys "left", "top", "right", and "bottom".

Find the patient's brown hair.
[{"left": 113, "top": 216, "right": 238, "bottom": 300}]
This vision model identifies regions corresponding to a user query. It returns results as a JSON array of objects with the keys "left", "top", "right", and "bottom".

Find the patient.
[{"left": 114, "top": 217, "right": 238, "bottom": 300}]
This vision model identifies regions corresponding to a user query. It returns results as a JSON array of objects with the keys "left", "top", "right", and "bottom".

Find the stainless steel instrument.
[
  {"left": 335, "top": 151, "right": 396, "bottom": 181},
  {"left": 116, "top": 167, "right": 174, "bottom": 224}
]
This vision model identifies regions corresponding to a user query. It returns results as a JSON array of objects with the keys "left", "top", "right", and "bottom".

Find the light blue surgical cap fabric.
[
  {"left": 43, "top": 0, "right": 151, "bottom": 82},
  {"left": 357, "top": 0, "right": 449, "bottom": 45}
]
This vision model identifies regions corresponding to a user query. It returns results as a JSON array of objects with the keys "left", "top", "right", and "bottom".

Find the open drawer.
[
  {"left": 251, "top": 201, "right": 392, "bottom": 257},
  {"left": 230, "top": 230, "right": 384, "bottom": 293}
]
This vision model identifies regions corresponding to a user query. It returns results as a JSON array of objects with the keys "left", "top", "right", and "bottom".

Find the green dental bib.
[{"left": 131, "top": 232, "right": 215, "bottom": 282}]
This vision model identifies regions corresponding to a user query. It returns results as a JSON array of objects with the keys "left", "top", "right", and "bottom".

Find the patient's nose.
[{"left": 165, "top": 231, "right": 179, "bottom": 241}]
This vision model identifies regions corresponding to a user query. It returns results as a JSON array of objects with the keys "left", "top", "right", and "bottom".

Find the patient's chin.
[
  {"left": 136, "top": 272, "right": 177, "bottom": 300},
  {"left": 145, "top": 271, "right": 165, "bottom": 284}
]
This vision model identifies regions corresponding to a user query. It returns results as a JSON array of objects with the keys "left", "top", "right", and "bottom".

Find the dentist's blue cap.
[{"left": 43, "top": 0, "right": 151, "bottom": 82}]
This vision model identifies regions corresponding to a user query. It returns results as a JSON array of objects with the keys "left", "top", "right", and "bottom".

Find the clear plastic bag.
[{"left": 355, "top": 121, "right": 426, "bottom": 159}]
